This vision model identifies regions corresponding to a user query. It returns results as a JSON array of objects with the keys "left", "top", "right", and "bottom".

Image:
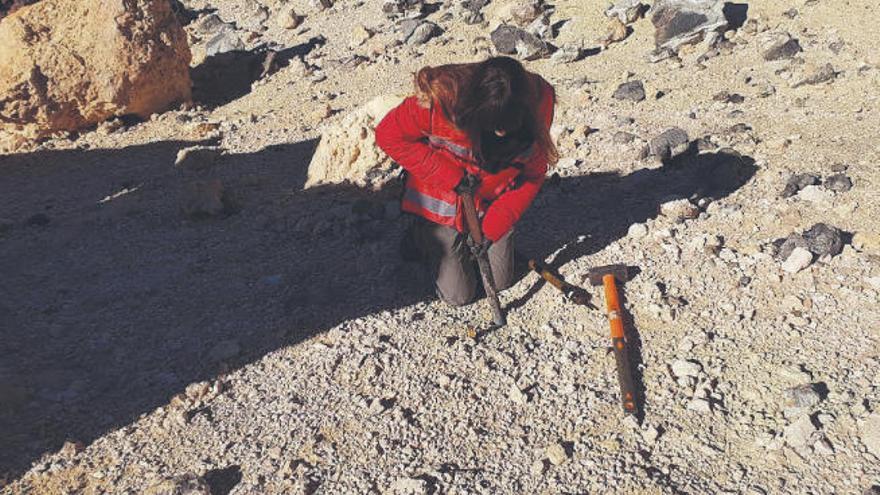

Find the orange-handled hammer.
[{"left": 588, "top": 264, "right": 637, "bottom": 416}]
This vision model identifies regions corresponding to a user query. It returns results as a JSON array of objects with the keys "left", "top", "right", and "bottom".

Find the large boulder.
[
  {"left": 0, "top": 0, "right": 192, "bottom": 139},
  {"left": 305, "top": 94, "right": 405, "bottom": 190}
]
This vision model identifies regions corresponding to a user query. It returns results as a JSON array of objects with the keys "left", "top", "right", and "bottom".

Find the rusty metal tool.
[
  {"left": 587, "top": 264, "right": 637, "bottom": 416},
  {"left": 458, "top": 176, "right": 506, "bottom": 328},
  {"left": 528, "top": 259, "right": 597, "bottom": 309}
]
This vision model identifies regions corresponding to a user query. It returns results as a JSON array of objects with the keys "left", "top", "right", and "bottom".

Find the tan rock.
[
  {"left": 350, "top": 24, "right": 371, "bottom": 47},
  {"left": 0, "top": 0, "right": 192, "bottom": 138},
  {"left": 600, "top": 17, "right": 629, "bottom": 49},
  {"left": 305, "top": 94, "right": 405, "bottom": 190}
]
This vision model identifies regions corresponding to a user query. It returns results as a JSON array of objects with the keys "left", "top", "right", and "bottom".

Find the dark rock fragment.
[
  {"left": 613, "top": 80, "right": 646, "bottom": 102},
  {"left": 824, "top": 173, "right": 852, "bottom": 192},
  {"left": 781, "top": 173, "right": 819, "bottom": 198}
]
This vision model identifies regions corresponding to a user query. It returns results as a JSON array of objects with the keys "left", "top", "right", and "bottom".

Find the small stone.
[
  {"left": 863, "top": 487, "right": 880, "bottom": 495},
  {"left": 208, "top": 339, "right": 241, "bottom": 362},
  {"left": 762, "top": 33, "right": 802, "bottom": 61},
  {"left": 613, "top": 80, "right": 646, "bottom": 102},
  {"left": 545, "top": 443, "right": 570, "bottom": 465},
  {"left": 491, "top": 25, "right": 548, "bottom": 59},
  {"left": 368, "top": 398, "right": 387, "bottom": 415},
  {"left": 686, "top": 398, "right": 712, "bottom": 413},
  {"left": 550, "top": 43, "right": 581, "bottom": 64},
  {"left": 647, "top": 127, "right": 690, "bottom": 161},
  {"left": 783, "top": 384, "right": 821, "bottom": 418},
  {"left": 628, "top": 223, "right": 648, "bottom": 239},
  {"left": 310, "top": 0, "right": 333, "bottom": 11},
  {"left": 713, "top": 91, "right": 744, "bottom": 104},
  {"left": 800, "top": 223, "right": 843, "bottom": 257},
  {"left": 781, "top": 247, "right": 813, "bottom": 273},
  {"left": 824, "top": 173, "right": 853, "bottom": 192},
  {"left": 671, "top": 359, "right": 702, "bottom": 378},
  {"left": 783, "top": 415, "right": 816, "bottom": 449},
  {"left": 793, "top": 63, "right": 837, "bottom": 88},
  {"left": 860, "top": 413, "right": 880, "bottom": 457},
  {"left": 659, "top": 198, "right": 699, "bottom": 222},
  {"left": 350, "top": 24, "right": 371, "bottom": 47},
  {"left": 781, "top": 173, "right": 819, "bottom": 198},
  {"left": 606, "top": 0, "right": 647, "bottom": 24},
  {"left": 175, "top": 146, "right": 222, "bottom": 171},
  {"left": 651, "top": 0, "right": 728, "bottom": 54},
  {"left": 509, "top": 384, "right": 528, "bottom": 404},
  {"left": 206, "top": 29, "right": 245, "bottom": 57},
  {"left": 511, "top": 1, "right": 542, "bottom": 26},
  {"left": 407, "top": 22, "right": 439, "bottom": 46},
  {"left": 797, "top": 185, "right": 833, "bottom": 203},
  {"left": 276, "top": 5, "right": 302, "bottom": 29},
  {"left": 600, "top": 17, "right": 629, "bottom": 48},
  {"left": 784, "top": 384, "right": 821, "bottom": 409}
]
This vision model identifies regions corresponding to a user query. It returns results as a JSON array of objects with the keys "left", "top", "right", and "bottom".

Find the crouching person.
[{"left": 375, "top": 56, "right": 557, "bottom": 306}]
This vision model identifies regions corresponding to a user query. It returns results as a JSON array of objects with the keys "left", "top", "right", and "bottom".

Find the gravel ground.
[{"left": 1, "top": 0, "right": 879, "bottom": 493}]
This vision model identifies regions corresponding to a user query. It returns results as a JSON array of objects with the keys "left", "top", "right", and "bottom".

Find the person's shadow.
[{"left": 0, "top": 137, "right": 755, "bottom": 483}]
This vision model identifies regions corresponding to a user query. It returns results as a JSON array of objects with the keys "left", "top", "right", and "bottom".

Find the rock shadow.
[
  {"left": 191, "top": 37, "right": 326, "bottom": 108},
  {"left": 0, "top": 142, "right": 755, "bottom": 484}
]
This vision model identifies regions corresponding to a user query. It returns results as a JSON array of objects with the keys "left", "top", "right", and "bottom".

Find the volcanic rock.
[
  {"left": 613, "top": 80, "right": 646, "bottom": 102},
  {"left": 763, "top": 33, "right": 803, "bottom": 61}
]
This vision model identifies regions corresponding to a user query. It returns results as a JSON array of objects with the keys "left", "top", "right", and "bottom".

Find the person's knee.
[
  {"left": 494, "top": 270, "right": 516, "bottom": 291},
  {"left": 437, "top": 283, "right": 477, "bottom": 307}
]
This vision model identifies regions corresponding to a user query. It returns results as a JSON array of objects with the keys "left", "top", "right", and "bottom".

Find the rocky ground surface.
[{"left": 1, "top": 0, "right": 880, "bottom": 493}]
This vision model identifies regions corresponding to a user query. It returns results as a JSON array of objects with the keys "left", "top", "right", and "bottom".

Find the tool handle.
[
  {"left": 612, "top": 337, "right": 638, "bottom": 415},
  {"left": 528, "top": 259, "right": 568, "bottom": 292},
  {"left": 603, "top": 274, "right": 637, "bottom": 415},
  {"left": 603, "top": 274, "right": 624, "bottom": 339},
  {"left": 459, "top": 188, "right": 484, "bottom": 245},
  {"left": 460, "top": 185, "right": 506, "bottom": 327}
]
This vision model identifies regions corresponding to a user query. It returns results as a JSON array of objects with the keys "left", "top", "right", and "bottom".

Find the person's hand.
[{"left": 454, "top": 174, "right": 480, "bottom": 196}]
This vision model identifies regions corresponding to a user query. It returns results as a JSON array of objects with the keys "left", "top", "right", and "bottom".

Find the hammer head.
[{"left": 587, "top": 264, "right": 630, "bottom": 286}]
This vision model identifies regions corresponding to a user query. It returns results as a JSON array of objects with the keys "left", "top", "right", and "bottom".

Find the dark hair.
[{"left": 414, "top": 57, "right": 558, "bottom": 172}]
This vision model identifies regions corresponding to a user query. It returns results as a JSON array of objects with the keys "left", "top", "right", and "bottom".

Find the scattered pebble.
[
  {"left": 613, "top": 80, "right": 646, "bottom": 102},
  {"left": 545, "top": 443, "right": 570, "bottom": 465},
  {"left": 781, "top": 247, "right": 813, "bottom": 273}
]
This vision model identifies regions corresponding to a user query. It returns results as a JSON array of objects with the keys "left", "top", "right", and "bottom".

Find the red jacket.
[{"left": 375, "top": 75, "right": 555, "bottom": 242}]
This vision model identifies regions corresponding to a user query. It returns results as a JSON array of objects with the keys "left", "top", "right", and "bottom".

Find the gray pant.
[{"left": 410, "top": 218, "right": 515, "bottom": 307}]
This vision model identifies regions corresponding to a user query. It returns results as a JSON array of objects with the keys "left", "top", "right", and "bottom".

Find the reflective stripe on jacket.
[{"left": 375, "top": 73, "right": 555, "bottom": 241}]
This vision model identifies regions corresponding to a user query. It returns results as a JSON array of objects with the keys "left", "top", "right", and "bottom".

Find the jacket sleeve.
[
  {"left": 481, "top": 158, "right": 547, "bottom": 242},
  {"left": 374, "top": 96, "right": 464, "bottom": 191},
  {"left": 481, "top": 82, "right": 555, "bottom": 242}
]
